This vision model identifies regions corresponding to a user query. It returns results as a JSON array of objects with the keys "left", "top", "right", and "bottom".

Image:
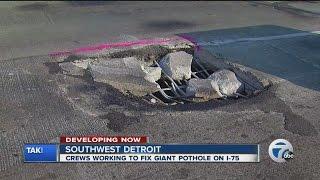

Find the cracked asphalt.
[{"left": 0, "top": 1, "right": 320, "bottom": 180}]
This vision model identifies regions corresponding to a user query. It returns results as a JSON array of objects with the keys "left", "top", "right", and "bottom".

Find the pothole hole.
[{"left": 56, "top": 43, "right": 270, "bottom": 106}]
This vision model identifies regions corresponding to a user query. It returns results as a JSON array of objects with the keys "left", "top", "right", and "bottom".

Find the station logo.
[{"left": 268, "top": 139, "right": 294, "bottom": 163}]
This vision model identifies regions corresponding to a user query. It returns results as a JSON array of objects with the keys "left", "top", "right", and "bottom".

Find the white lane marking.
[{"left": 195, "top": 31, "right": 320, "bottom": 46}]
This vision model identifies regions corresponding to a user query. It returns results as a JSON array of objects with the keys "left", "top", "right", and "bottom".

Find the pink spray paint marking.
[{"left": 49, "top": 37, "right": 193, "bottom": 57}]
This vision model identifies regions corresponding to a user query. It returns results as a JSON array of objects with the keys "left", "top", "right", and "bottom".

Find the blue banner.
[
  {"left": 59, "top": 144, "right": 258, "bottom": 154},
  {"left": 24, "top": 144, "right": 58, "bottom": 162}
]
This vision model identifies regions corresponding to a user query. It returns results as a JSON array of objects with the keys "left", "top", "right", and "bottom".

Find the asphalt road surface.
[{"left": 0, "top": 1, "right": 320, "bottom": 180}]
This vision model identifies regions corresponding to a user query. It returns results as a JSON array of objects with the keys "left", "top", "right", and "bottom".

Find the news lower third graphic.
[
  {"left": 268, "top": 139, "right": 294, "bottom": 163},
  {"left": 24, "top": 136, "right": 260, "bottom": 163}
]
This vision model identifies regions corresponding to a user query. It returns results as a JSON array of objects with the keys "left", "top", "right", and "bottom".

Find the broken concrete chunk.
[
  {"left": 89, "top": 57, "right": 145, "bottom": 78},
  {"left": 73, "top": 58, "right": 92, "bottom": 69},
  {"left": 208, "top": 69, "right": 242, "bottom": 96},
  {"left": 194, "top": 48, "right": 281, "bottom": 94},
  {"left": 59, "top": 62, "right": 85, "bottom": 76},
  {"left": 186, "top": 79, "right": 223, "bottom": 100},
  {"left": 159, "top": 51, "right": 192, "bottom": 80},
  {"left": 88, "top": 57, "right": 160, "bottom": 96},
  {"left": 226, "top": 62, "right": 282, "bottom": 93},
  {"left": 142, "top": 66, "right": 162, "bottom": 83},
  {"left": 123, "top": 57, "right": 143, "bottom": 68}
]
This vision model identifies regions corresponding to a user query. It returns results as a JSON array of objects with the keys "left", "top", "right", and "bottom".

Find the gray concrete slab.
[{"left": 179, "top": 25, "right": 320, "bottom": 91}]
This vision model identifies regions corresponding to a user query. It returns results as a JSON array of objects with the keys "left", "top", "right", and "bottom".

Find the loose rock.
[
  {"left": 73, "top": 58, "right": 92, "bottom": 69},
  {"left": 142, "top": 66, "right": 162, "bottom": 83},
  {"left": 186, "top": 78, "right": 223, "bottom": 100},
  {"left": 88, "top": 57, "right": 160, "bottom": 96},
  {"left": 150, "top": 98, "right": 157, "bottom": 104},
  {"left": 208, "top": 69, "right": 242, "bottom": 96},
  {"left": 159, "top": 51, "right": 193, "bottom": 80}
]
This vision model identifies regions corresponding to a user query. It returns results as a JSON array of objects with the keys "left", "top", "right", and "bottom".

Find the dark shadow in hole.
[
  {"left": 44, "top": 62, "right": 62, "bottom": 74},
  {"left": 62, "top": 55, "right": 88, "bottom": 63}
]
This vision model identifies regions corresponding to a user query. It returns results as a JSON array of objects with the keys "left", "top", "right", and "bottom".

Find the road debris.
[
  {"left": 142, "top": 66, "right": 162, "bottom": 83},
  {"left": 186, "top": 78, "right": 223, "bottom": 100},
  {"left": 88, "top": 57, "right": 160, "bottom": 96},
  {"left": 57, "top": 43, "right": 270, "bottom": 105},
  {"left": 159, "top": 51, "right": 193, "bottom": 81},
  {"left": 208, "top": 69, "right": 243, "bottom": 96}
]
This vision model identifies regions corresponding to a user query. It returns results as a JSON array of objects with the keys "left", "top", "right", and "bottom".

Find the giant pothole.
[{"left": 55, "top": 42, "right": 274, "bottom": 106}]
